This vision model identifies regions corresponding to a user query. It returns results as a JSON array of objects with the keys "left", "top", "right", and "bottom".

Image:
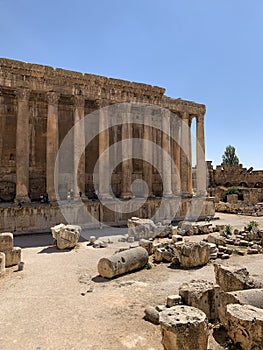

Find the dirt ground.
[{"left": 0, "top": 213, "right": 263, "bottom": 350}]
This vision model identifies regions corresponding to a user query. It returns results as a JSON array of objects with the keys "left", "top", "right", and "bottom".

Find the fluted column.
[
  {"left": 73, "top": 95, "right": 86, "bottom": 200},
  {"left": 98, "top": 102, "right": 112, "bottom": 199},
  {"left": 180, "top": 112, "right": 192, "bottom": 196},
  {"left": 196, "top": 114, "right": 207, "bottom": 196},
  {"left": 143, "top": 115, "right": 154, "bottom": 198},
  {"left": 15, "top": 88, "right": 31, "bottom": 203},
  {"left": 46, "top": 92, "right": 59, "bottom": 202},
  {"left": 162, "top": 109, "right": 173, "bottom": 197},
  {"left": 171, "top": 115, "right": 181, "bottom": 195},
  {"left": 120, "top": 113, "right": 133, "bottom": 199}
]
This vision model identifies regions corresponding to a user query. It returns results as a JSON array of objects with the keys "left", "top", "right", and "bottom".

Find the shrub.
[
  {"left": 224, "top": 187, "right": 243, "bottom": 201},
  {"left": 224, "top": 224, "right": 233, "bottom": 235},
  {"left": 247, "top": 220, "right": 259, "bottom": 232}
]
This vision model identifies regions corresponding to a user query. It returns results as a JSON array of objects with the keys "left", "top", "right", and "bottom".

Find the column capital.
[
  {"left": 73, "top": 95, "right": 85, "bottom": 108},
  {"left": 196, "top": 114, "right": 205, "bottom": 123},
  {"left": 16, "top": 87, "right": 30, "bottom": 101},
  {"left": 46, "top": 91, "right": 59, "bottom": 105}
]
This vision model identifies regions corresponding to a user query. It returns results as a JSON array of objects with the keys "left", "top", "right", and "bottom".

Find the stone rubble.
[{"left": 51, "top": 223, "right": 81, "bottom": 250}]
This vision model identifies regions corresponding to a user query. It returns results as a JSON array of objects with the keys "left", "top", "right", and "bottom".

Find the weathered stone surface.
[
  {"left": 218, "top": 289, "right": 263, "bottom": 327},
  {"left": 0, "top": 252, "right": 5, "bottom": 274},
  {"left": 98, "top": 246, "right": 148, "bottom": 278},
  {"left": 0, "top": 232, "right": 13, "bottom": 251},
  {"left": 174, "top": 241, "right": 210, "bottom": 268},
  {"left": 214, "top": 264, "right": 250, "bottom": 292},
  {"left": 225, "top": 304, "right": 263, "bottom": 350},
  {"left": 51, "top": 223, "right": 81, "bottom": 249},
  {"left": 166, "top": 295, "right": 182, "bottom": 307},
  {"left": 159, "top": 305, "right": 209, "bottom": 350},
  {"left": 139, "top": 239, "right": 153, "bottom": 255},
  {"left": 179, "top": 279, "right": 220, "bottom": 320},
  {"left": 5, "top": 247, "right": 21, "bottom": 267},
  {"left": 128, "top": 217, "right": 169, "bottom": 239},
  {"left": 206, "top": 233, "right": 226, "bottom": 246},
  {"left": 144, "top": 306, "right": 160, "bottom": 325}
]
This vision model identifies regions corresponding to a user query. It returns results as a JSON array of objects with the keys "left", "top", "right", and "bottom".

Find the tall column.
[
  {"left": 98, "top": 102, "right": 112, "bottom": 199},
  {"left": 171, "top": 115, "right": 181, "bottom": 195},
  {"left": 143, "top": 115, "right": 154, "bottom": 198},
  {"left": 162, "top": 109, "right": 173, "bottom": 197},
  {"left": 73, "top": 95, "right": 86, "bottom": 200},
  {"left": 46, "top": 92, "right": 59, "bottom": 202},
  {"left": 120, "top": 113, "right": 133, "bottom": 199},
  {"left": 15, "top": 88, "right": 31, "bottom": 203},
  {"left": 180, "top": 112, "right": 192, "bottom": 196},
  {"left": 196, "top": 114, "right": 207, "bottom": 196}
]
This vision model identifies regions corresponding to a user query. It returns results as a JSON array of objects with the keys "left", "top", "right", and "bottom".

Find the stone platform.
[{"left": 0, "top": 196, "right": 214, "bottom": 234}]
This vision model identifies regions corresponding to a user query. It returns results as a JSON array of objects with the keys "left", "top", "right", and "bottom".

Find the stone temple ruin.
[{"left": 0, "top": 58, "right": 214, "bottom": 233}]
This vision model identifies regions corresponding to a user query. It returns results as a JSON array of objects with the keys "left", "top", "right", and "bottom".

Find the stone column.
[
  {"left": 120, "top": 112, "right": 133, "bottom": 199},
  {"left": 15, "top": 88, "right": 31, "bottom": 203},
  {"left": 98, "top": 103, "right": 112, "bottom": 199},
  {"left": 73, "top": 95, "right": 86, "bottom": 200},
  {"left": 162, "top": 109, "right": 173, "bottom": 197},
  {"left": 143, "top": 115, "right": 154, "bottom": 198},
  {"left": 196, "top": 114, "right": 207, "bottom": 196},
  {"left": 46, "top": 91, "right": 59, "bottom": 202},
  {"left": 171, "top": 115, "right": 181, "bottom": 195},
  {"left": 180, "top": 112, "right": 192, "bottom": 196}
]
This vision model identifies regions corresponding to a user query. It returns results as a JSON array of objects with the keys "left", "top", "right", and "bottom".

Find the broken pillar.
[
  {"left": 179, "top": 279, "right": 220, "bottom": 321},
  {"left": 225, "top": 303, "right": 263, "bottom": 350},
  {"left": 98, "top": 246, "right": 148, "bottom": 278},
  {"left": 219, "top": 288, "right": 263, "bottom": 327},
  {"left": 159, "top": 305, "right": 209, "bottom": 350}
]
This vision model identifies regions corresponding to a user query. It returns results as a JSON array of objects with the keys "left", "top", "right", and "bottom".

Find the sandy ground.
[{"left": 0, "top": 213, "right": 263, "bottom": 350}]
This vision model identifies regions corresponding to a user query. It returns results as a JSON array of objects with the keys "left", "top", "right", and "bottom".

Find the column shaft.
[
  {"left": 120, "top": 114, "right": 133, "bottom": 199},
  {"left": 171, "top": 115, "right": 181, "bottom": 195},
  {"left": 15, "top": 88, "right": 31, "bottom": 203},
  {"left": 196, "top": 114, "right": 207, "bottom": 196},
  {"left": 143, "top": 116, "right": 154, "bottom": 198},
  {"left": 46, "top": 92, "right": 59, "bottom": 202},
  {"left": 98, "top": 103, "right": 112, "bottom": 199},
  {"left": 162, "top": 109, "right": 173, "bottom": 197},
  {"left": 180, "top": 112, "right": 192, "bottom": 196},
  {"left": 73, "top": 95, "right": 86, "bottom": 199}
]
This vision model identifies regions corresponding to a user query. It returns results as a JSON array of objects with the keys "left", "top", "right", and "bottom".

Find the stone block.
[
  {"left": 0, "top": 232, "right": 14, "bottom": 252},
  {"left": 144, "top": 306, "right": 160, "bottom": 325},
  {"left": 174, "top": 241, "right": 210, "bottom": 268},
  {"left": 5, "top": 247, "right": 21, "bottom": 267},
  {"left": 166, "top": 295, "right": 182, "bottom": 307},
  {"left": 0, "top": 252, "right": 5, "bottom": 274},
  {"left": 160, "top": 305, "right": 209, "bottom": 350},
  {"left": 207, "top": 233, "right": 226, "bottom": 246},
  {"left": 179, "top": 279, "right": 220, "bottom": 320},
  {"left": 139, "top": 239, "right": 153, "bottom": 255},
  {"left": 214, "top": 263, "right": 249, "bottom": 292},
  {"left": 218, "top": 289, "right": 263, "bottom": 327},
  {"left": 51, "top": 223, "right": 81, "bottom": 250},
  {"left": 225, "top": 304, "right": 263, "bottom": 350}
]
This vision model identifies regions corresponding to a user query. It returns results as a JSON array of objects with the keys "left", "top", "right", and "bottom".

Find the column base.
[
  {"left": 180, "top": 192, "right": 193, "bottom": 198},
  {"left": 195, "top": 190, "right": 207, "bottom": 197},
  {"left": 99, "top": 193, "right": 113, "bottom": 200},
  {"left": 15, "top": 195, "right": 31, "bottom": 204},
  {"left": 120, "top": 192, "right": 134, "bottom": 200},
  {"left": 163, "top": 192, "right": 173, "bottom": 198}
]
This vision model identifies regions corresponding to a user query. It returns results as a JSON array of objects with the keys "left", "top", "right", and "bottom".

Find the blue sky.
[{"left": 1, "top": 0, "right": 262, "bottom": 169}]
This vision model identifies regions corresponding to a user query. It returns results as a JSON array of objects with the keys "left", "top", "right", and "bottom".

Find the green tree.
[{"left": 222, "top": 145, "right": 239, "bottom": 165}]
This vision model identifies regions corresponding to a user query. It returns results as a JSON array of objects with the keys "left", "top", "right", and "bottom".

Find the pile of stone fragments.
[{"left": 144, "top": 264, "right": 263, "bottom": 350}]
